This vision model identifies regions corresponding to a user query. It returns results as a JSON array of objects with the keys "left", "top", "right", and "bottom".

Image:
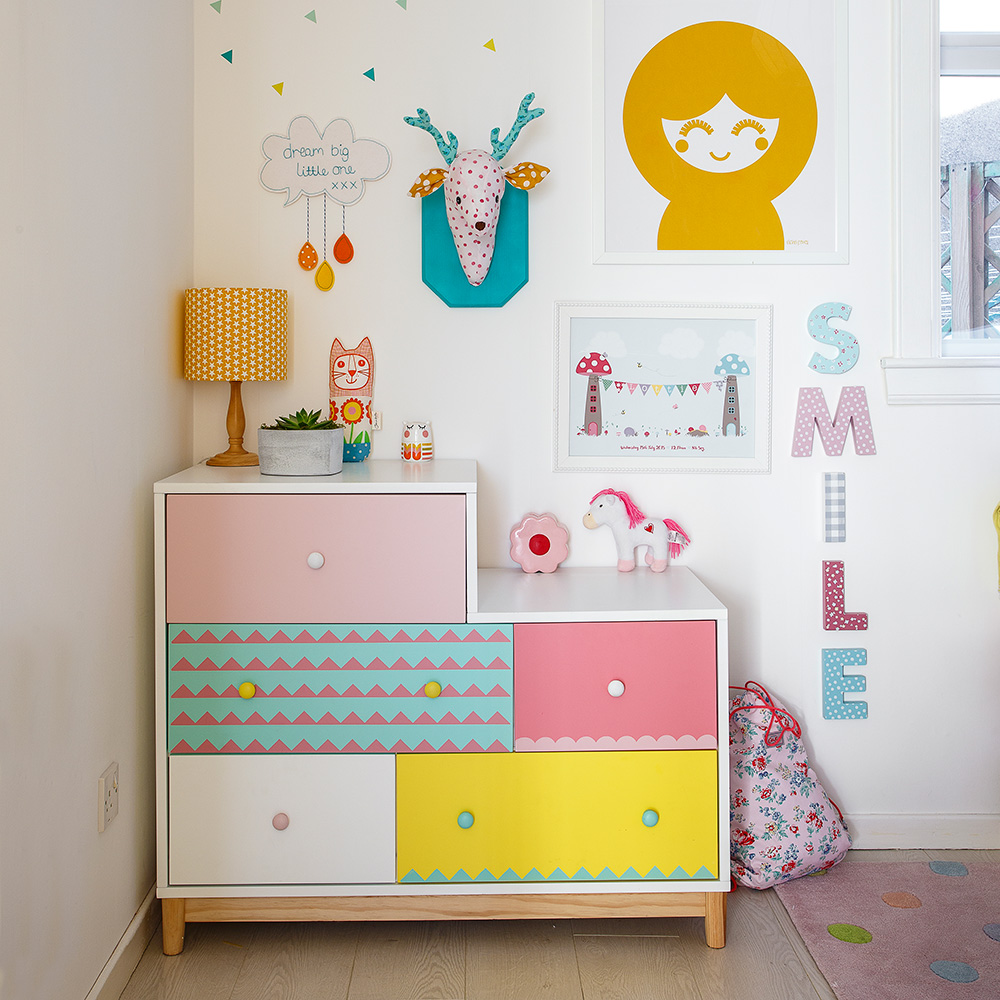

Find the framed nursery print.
[
  {"left": 554, "top": 301, "right": 772, "bottom": 473},
  {"left": 594, "top": 0, "right": 848, "bottom": 264}
]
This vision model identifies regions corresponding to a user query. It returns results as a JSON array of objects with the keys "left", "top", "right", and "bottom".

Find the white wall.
[
  {"left": 191, "top": 0, "right": 1000, "bottom": 853},
  {"left": 0, "top": 2, "right": 193, "bottom": 997}
]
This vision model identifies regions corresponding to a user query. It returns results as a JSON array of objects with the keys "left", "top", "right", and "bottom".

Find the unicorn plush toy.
[{"left": 583, "top": 488, "right": 690, "bottom": 573}]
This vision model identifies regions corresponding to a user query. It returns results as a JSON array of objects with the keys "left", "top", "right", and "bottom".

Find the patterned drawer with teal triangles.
[{"left": 167, "top": 624, "right": 513, "bottom": 754}]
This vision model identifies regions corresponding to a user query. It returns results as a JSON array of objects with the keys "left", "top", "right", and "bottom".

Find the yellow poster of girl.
[{"left": 596, "top": 1, "right": 847, "bottom": 263}]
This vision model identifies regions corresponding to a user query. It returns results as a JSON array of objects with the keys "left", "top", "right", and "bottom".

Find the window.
[
  {"left": 939, "top": 4, "right": 1000, "bottom": 355},
  {"left": 883, "top": 0, "right": 1000, "bottom": 403}
]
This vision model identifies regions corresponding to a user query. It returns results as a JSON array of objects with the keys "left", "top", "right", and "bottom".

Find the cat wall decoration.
[
  {"left": 404, "top": 93, "right": 549, "bottom": 308},
  {"left": 260, "top": 116, "right": 391, "bottom": 291},
  {"left": 330, "top": 337, "right": 375, "bottom": 463}
]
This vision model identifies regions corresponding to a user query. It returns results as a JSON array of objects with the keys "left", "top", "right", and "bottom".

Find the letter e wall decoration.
[{"left": 822, "top": 648, "right": 868, "bottom": 719}]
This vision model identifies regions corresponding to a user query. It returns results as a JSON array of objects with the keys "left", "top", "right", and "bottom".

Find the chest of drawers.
[{"left": 154, "top": 461, "right": 730, "bottom": 953}]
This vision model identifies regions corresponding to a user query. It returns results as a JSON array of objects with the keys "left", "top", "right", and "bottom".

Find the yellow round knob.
[
  {"left": 424, "top": 681, "right": 442, "bottom": 699},
  {"left": 238, "top": 681, "right": 256, "bottom": 700}
]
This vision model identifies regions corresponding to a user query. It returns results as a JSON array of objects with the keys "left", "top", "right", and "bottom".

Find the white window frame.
[{"left": 882, "top": 0, "right": 1000, "bottom": 403}]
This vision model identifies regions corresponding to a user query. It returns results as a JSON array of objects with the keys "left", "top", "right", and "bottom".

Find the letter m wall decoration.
[{"left": 791, "top": 386, "right": 877, "bottom": 457}]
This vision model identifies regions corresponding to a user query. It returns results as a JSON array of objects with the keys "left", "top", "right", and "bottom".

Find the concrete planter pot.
[{"left": 257, "top": 427, "right": 344, "bottom": 476}]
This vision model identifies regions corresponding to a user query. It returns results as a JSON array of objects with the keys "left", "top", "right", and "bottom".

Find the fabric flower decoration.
[
  {"left": 509, "top": 513, "right": 570, "bottom": 573},
  {"left": 341, "top": 398, "right": 364, "bottom": 424}
]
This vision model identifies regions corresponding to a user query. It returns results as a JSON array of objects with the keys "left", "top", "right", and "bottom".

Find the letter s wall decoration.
[
  {"left": 404, "top": 93, "right": 550, "bottom": 308},
  {"left": 807, "top": 301, "right": 859, "bottom": 374}
]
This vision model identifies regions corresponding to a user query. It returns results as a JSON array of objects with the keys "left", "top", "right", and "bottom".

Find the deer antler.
[
  {"left": 403, "top": 108, "right": 459, "bottom": 165},
  {"left": 490, "top": 93, "right": 545, "bottom": 162}
]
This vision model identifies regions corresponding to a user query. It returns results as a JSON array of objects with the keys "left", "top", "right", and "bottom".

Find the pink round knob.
[{"left": 272, "top": 812, "right": 290, "bottom": 831}]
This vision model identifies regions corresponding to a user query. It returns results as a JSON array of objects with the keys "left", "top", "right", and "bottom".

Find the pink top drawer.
[
  {"left": 513, "top": 621, "right": 717, "bottom": 751},
  {"left": 166, "top": 493, "right": 466, "bottom": 624}
]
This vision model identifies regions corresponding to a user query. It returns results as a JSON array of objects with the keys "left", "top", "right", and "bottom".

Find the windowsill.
[{"left": 881, "top": 356, "right": 1000, "bottom": 403}]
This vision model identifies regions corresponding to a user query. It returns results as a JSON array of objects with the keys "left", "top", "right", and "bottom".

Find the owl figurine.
[
  {"left": 401, "top": 421, "right": 433, "bottom": 462},
  {"left": 329, "top": 337, "right": 375, "bottom": 462}
]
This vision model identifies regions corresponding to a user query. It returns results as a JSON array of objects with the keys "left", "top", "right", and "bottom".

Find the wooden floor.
[{"left": 120, "top": 851, "right": 996, "bottom": 1000}]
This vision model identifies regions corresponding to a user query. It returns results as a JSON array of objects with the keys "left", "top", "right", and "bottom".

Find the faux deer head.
[{"left": 405, "top": 93, "right": 549, "bottom": 286}]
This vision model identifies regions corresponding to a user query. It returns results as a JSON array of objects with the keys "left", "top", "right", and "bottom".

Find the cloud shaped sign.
[{"left": 260, "top": 117, "right": 391, "bottom": 206}]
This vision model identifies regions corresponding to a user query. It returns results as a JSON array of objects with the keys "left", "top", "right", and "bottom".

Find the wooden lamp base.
[{"left": 207, "top": 381, "right": 259, "bottom": 467}]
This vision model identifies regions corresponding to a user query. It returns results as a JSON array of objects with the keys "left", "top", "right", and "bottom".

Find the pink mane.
[{"left": 590, "top": 488, "right": 645, "bottom": 529}]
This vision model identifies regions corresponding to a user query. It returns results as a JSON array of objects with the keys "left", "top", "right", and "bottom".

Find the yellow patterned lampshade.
[
  {"left": 183, "top": 287, "right": 288, "bottom": 382},
  {"left": 183, "top": 287, "right": 288, "bottom": 467}
]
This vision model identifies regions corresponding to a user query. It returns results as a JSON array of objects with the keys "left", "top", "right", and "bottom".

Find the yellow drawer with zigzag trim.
[{"left": 397, "top": 750, "right": 718, "bottom": 884}]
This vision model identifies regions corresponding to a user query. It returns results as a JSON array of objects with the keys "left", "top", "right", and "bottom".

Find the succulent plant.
[{"left": 261, "top": 408, "right": 342, "bottom": 431}]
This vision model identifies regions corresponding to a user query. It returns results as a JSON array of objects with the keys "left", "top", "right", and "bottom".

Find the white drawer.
[{"left": 168, "top": 754, "right": 395, "bottom": 886}]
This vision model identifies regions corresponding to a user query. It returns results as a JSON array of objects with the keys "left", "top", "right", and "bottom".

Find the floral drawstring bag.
[{"left": 729, "top": 681, "right": 851, "bottom": 889}]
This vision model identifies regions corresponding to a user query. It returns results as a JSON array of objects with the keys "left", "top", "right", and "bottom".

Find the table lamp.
[{"left": 184, "top": 287, "right": 288, "bottom": 467}]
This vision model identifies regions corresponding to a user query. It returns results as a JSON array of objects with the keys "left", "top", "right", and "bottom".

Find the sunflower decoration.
[{"left": 340, "top": 397, "right": 366, "bottom": 441}]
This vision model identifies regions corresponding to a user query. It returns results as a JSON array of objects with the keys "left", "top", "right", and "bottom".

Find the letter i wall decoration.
[
  {"left": 260, "top": 116, "right": 391, "bottom": 291},
  {"left": 824, "top": 472, "right": 846, "bottom": 543}
]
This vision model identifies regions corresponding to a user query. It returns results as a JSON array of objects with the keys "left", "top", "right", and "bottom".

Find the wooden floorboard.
[
  {"left": 463, "top": 920, "right": 582, "bottom": 1000},
  {"left": 119, "top": 923, "right": 252, "bottom": 1000},
  {"left": 348, "top": 919, "right": 466, "bottom": 1000},
  {"left": 228, "top": 922, "right": 360, "bottom": 1000},
  {"left": 120, "top": 851, "right": 996, "bottom": 1000},
  {"left": 574, "top": 931, "right": 701, "bottom": 1000}
]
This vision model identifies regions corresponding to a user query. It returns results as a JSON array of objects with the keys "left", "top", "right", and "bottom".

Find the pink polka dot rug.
[{"left": 774, "top": 860, "right": 1000, "bottom": 999}]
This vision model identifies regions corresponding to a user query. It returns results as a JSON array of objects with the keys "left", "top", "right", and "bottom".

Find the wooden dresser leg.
[
  {"left": 161, "top": 898, "right": 186, "bottom": 955},
  {"left": 704, "top": 891, "right": 727, "bottom": 948}
]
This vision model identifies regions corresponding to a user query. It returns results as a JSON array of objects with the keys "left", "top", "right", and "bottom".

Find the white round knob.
[
  {"left": 306, "top": 552, "right": 325, "bottom": 570},
  {"left": 607, "top": 679, "right": 626, "bottom": 698}
]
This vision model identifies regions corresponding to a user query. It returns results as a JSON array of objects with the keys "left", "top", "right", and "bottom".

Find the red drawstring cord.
[{"left": 729, "top": 681, "right": 801, "bottom": 747}]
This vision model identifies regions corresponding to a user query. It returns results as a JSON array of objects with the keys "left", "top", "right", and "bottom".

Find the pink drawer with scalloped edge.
[
  {"left": 512, "top": 621, "right": 717, "bottom": 751},
  {"left": 166, "top": 493, "right": 466, "bottom": 624}
]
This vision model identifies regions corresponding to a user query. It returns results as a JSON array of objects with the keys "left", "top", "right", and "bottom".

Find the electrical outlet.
[{"left": 98, "top": 762, "right": 119, "bottom": 832}]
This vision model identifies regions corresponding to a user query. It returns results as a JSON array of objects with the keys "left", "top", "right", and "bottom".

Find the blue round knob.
[
  {"left": 457, "top": 810, "right": 475, "bottom": 829},
  {"left": 642, "top": 809, "right": 659, "bottom": 828}
]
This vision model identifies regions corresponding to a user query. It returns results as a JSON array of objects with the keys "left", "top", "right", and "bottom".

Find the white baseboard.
[
  {"left": 85, "top": 886, "right": 160, "bottom": 1000},
  {"left": 848, "top": 813, "right": 1000, "bottom": 850}
]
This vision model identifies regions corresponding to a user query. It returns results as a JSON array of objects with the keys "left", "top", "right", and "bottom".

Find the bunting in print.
[{"left": 555, "top": 302, "right": 772, "bottom": 474}]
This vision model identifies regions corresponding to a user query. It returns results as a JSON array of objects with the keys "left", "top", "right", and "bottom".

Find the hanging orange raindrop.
[
  {"left": 298, "top": 241, "right": 318, "bottom": 270},
  {"left": 315, "top": 259, "right": 335, "bottom": 291},
  {"left": 333, "top": 232, "right": 355, "bottom": 264}
]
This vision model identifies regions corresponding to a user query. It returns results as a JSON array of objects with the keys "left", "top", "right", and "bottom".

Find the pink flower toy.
[
  {"left": 583, "top": 488, "right": 689, "bottom": 572},
  {"left": 509, "top": 513, "right": 570, "bottom": 574}
]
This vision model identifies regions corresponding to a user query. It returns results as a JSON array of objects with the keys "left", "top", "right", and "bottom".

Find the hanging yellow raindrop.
[
  {"left": 298, "top": 241, "right": 318, "bottom": 270},
  {"left": 315, "top": 259, "right": 335, "bottom": 291},
  {"left": 333, "top": 232, "right": 355, "bottom": 264}
]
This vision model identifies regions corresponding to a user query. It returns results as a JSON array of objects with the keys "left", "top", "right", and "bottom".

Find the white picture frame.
[
  {"left": 554, "top": 301, "right": 773, "bottom": 473},
  {"left": 594, "top": 0, "right": 849, "bottom": 264}
]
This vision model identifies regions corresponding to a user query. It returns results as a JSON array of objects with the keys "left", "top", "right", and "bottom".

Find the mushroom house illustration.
[{"left": 565, "top": 314, "right": 760, "bottom": 462}]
